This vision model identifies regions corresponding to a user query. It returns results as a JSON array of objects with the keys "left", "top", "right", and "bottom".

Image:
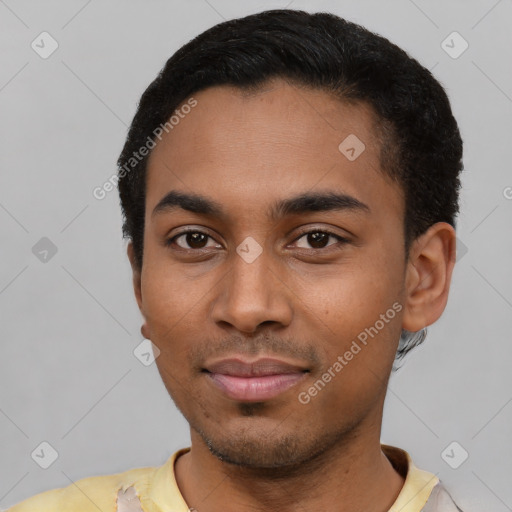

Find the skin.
[{"left": 127, "top": 78, "right": 456, "bottom": 512}]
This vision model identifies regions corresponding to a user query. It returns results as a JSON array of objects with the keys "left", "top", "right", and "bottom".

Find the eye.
[
  {"left": 292, "top": 229, "right": 350, "bottom": 250},
  {"left": 166, "top": 229, "right": 221, "bottom": 250},
  {"left": 165, "top": 228, "right": 350, "bottom": 253}
]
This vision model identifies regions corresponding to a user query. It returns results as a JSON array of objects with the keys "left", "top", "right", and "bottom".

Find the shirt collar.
[
  {"left": 382, "top": 444, "right": 440, "bottom": 511},
  {"left": 147, "top": 444, "right": 439, "bottom": 512}
]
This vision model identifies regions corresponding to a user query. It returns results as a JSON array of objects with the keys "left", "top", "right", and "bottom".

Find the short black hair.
[{"left": 117, "top": 8, "right": 463, "bottom": 364}]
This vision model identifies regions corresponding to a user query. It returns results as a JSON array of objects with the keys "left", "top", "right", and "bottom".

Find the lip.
[{"left": 203, "top": 357, "right": 309, "bottom": 402}]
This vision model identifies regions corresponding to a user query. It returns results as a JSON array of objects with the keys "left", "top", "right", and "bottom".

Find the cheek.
[
  {"left": 299, "top": 256, "right": 403, "bottom": 384},
  {"left": 300, "top": 365, "right": 386, "bottom": 430},
  {"left": 139, "top": 277, "right": 188, "bottom": 372},
  {"left": 299, "top": 317, "right": 399, "bottom": 420},
  {"left": 140, "top": 260, "right": 216, "bottom": 371},
  {"left": 301, "top": 257, "right": 401, "bottom": 333},
  {"left": 140, "top": 252, "right": 202, "bottom": 331}
]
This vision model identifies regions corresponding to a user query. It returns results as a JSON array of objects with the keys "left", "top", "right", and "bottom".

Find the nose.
[{"left": 210, "top": 245, "right": 293, "bottom": 334}]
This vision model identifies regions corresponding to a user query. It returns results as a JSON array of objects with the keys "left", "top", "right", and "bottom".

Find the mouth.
[{"left": 202, "top": 357, "right": 310, "bottom": 402}]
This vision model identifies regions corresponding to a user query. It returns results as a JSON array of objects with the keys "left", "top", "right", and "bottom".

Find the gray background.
[{"left": 1, "top": 0, "right": 511, "bottom": 510}]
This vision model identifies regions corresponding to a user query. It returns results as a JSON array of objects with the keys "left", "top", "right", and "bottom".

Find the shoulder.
[{"left": 5, "top": 465, "right": 157, "bottom": 512}]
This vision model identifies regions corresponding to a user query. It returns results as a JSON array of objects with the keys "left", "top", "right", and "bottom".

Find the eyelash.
[{"left": 165, "top": 228, "right": 350, "bottom": 252}]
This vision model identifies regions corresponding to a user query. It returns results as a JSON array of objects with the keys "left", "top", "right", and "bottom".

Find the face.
[{"left": 131, "top": 79, "right": 410, "bottom": 468}]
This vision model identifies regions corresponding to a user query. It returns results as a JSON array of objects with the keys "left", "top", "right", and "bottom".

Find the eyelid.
[
  {"left": 289, "top": 227, "right": 351, "bottom": 251},
  {"left": 291, "top": 225, "right": 351, "bottom": 241}
]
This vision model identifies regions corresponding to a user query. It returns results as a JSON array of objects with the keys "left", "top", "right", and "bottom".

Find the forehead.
[{"left": 145, "top": 79, "right": 403, "bottom": 225}]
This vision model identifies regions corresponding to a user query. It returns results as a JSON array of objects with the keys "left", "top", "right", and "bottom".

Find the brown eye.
[
  {"left": 184, "top": 232, "right": 207, "bottom": 249},
  {"left": 293, "top": 230, "right": 349, "bottom": 250},
  {"left": 305, "top": 232, "right": 330, "bottom": 249},
  {"left": 166, "top": 230, "right": 221, "bottom": 250}
]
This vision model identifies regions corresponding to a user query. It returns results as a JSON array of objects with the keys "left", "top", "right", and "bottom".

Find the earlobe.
[
  {"left": 402, "top": 222, "right": 456, "bottom": 332},
  {"left": 140, "top": 323, "right": 150, "bottom": 339},
  {"left": 127, "top": 242, "right": 151, "bottom": 340},
  {"left": 127, "top": 242, "right": 144, "bottom": 315}
]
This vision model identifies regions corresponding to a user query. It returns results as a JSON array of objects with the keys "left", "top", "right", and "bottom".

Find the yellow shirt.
[{"left": 5, "top": 444, "right": 462, "bottom": 511}]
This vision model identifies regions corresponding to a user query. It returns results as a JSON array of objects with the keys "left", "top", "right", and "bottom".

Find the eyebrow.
[{"left": 151, "top": 189, "right": 370, "bottom": 221}]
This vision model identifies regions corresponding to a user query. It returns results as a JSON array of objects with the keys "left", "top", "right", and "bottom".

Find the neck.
[{"left": 175, "top": 423, "right": 405, "bottom": 512}]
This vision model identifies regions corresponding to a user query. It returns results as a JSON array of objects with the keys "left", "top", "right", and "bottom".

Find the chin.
[{"left": 193, "top": 418, "right": 336, "bottom": 471}]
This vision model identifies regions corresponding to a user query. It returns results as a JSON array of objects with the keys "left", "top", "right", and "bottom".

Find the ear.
[
  {"left": 127, "top": 241, "right": 150, "bottom": 339},
  {"left": 402, "top": 222, "right": 457, "bottom": 332}
]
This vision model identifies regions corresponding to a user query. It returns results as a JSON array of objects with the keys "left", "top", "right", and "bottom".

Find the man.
[{"left": 7, "top": 8, "right": 464, "bottom": 512}]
